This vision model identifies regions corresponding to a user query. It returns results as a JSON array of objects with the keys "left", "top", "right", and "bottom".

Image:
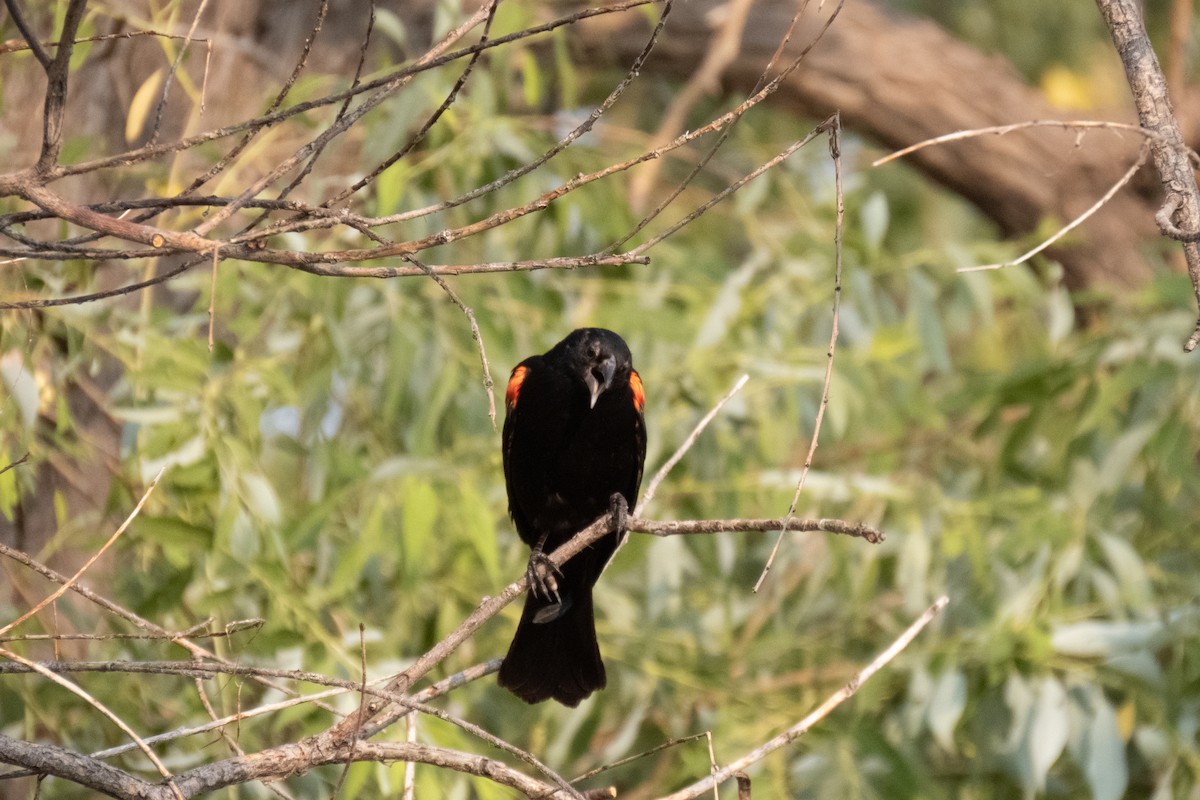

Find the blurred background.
[{"left": 1, "top": 0, "right": 1198, "bottom": 797}]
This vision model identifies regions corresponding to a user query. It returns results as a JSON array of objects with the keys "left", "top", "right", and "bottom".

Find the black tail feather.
[{"left": 498, "top": 587, "right": 605, "bottom": 707}]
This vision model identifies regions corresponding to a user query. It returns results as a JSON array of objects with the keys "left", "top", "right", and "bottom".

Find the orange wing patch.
[
  {"left": 506, "top": 365, "right": 529, "bottom": 410},
  {"left": 630, "top": 370, "right": 645, "bottom": 413}
]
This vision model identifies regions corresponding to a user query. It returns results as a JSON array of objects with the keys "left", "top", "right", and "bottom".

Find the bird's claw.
[
  {"left": 609, "top": 492, "right": 628, "bottom": 535},
  {"left": 526, "top": 549, "right": 562, "bottom": 604}
]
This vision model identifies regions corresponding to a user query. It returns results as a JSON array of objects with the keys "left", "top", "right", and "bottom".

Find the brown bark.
[{"left": 1095, "top": 0, "right": 1200, "bottom": 348}]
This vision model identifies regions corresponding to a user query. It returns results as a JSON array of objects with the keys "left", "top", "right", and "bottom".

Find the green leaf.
[
  {"left": 0, "top": 353, "right": 38, "bottom": 430},
  {"left": 1083, "top": 693, "right": 1128, "bottom": 800},
  {"left": 1051, "top": 619, "right": 1162, "bottom": 658},
  {"left": 1026, "top": 676, "right": 1069, "bottom": 793},
  {"left": 926, "top": 669, "right": 967, "bottom": 751},
  {"left": 401, "top": 478, "right": 439, "bottom": 577},
  {"left": 860, "top": 190, "right": 889, "bottom": 252}
]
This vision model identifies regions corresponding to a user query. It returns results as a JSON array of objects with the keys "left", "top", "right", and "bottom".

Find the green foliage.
[{"left": 2, "top": 7, "right": 1199, "bottom": 799}]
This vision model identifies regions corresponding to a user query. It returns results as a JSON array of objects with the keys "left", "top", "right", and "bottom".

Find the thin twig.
[
  {"left": 0, "top": 467, "right": 165, "bottom": 638},
  {"left": 325, "top": 0, "right": 674, "bottom": 222},
  {"left": 37, "top": 1, "right": 658, "bottom": 182},
  {"left": 754, "top": 115, "right": 843, "bottom": 592},
  {"left": 2, "top": 0, "right": 52, "bottom": 68},
  {"left": 189, "top": 0, "right": 494, "bottom": 238},
  {"left": 0, "top": 29, "right": 211, "bottom": 56},
  {"left": 625, "top": 0, "right": 757, "bottom": 213},
  {"left": 870, "top": 118, "right": 1179, "bottom": 167},
  {"left": 959, "top": 145, "right": 1149, "bottom": 272},
  {"left": 0, "top": 543, "right": 341, "bottom": 713},
  {"left": 635, "top": 373, "right": 749, "bottom": 515},
  {"left": 705, "top": 730, "right": 720, "bottom": 800},
  {"left": 0, "top": 660, "right": 501, "bottom": 776},
  {"left": 207, "top": 245, "right": 219, "bottom": 350},
  {"left": 401, "top": 714, "right": 417, "bottom": 800},
  {"left": 633, "top": 517, "right": 882, "bottom": 542},
  {"left": 0, "top": 646, "right": 186, "bottom": 800},
  {"left": 0, "top": 253, "right": 650, "bottom": 310},
  {"left": 0, "top": 658, "right": 379, "bottom": 688},
  {"left": 330, "top": 624, "right": 368, "bottom": 799},
  {"left": 403, "top": 254, "right": 497, "bottom": 430},
  {"left": 325, "top": 0, "right": 498, "bottom": 207},
  {"left": 625, "top": 126, "right": 830, "bottom": 257},
  {"left": 611, "top": 0, "right": 831, "bottom": 252},
  {"left": 0, "top": 451, "right": 30, "bottom": 477},
  {"left": 654, "top": 595, "right": 950, "bottom": 800},
  {"left": 571, "top": 732, "right": 710, "bottom": 783},
  {"left": 146, "top": 0, "right": 215, "bottom": 145}
]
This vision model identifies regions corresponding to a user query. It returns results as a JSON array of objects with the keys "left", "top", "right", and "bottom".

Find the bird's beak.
[{"left": 585, "top": 357, "right": 616, "bottom": 408}]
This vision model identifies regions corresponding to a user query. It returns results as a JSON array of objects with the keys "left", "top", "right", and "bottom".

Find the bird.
[{"left": 497, "top": 328, "right": 647, "bottom": 706}]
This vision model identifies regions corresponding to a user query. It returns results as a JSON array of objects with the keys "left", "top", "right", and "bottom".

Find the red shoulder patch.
[
  {"left": 506, "top": 365, "right": 528, "bottom": 410},
  {"left": 630, "top": 370, "right": 645, "bottom": 413}
]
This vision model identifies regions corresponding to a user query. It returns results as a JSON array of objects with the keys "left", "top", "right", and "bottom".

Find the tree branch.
[
  {"left": 36, "top": 0, "right": 88, "bottom": 173},
  {"left": 1095, "top": 0, "right": 1200, "bottom": 350},
  {"left": 656, "top": 595, "right": 949, "bottom": 800},
  {"left": 0, "top": 734, "right": 161, "bottom": 799},
  {"left": 2, "top": 0, "right": 52, "bottom": 69}
]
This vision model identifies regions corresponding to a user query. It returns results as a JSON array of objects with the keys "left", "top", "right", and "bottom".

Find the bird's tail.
[{"left": 498, "top": 586, "right": 605, "bottom": 707}]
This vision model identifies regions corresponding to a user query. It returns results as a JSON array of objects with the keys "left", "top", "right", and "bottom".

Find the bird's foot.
[
  {"left": 608, "top": 492, "right": 629, "bottom": 536},
  {"left": 526, "top": 549, "right": 562, "bottom": 604}
]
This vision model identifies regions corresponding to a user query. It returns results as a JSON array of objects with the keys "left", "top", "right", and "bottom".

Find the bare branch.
[
  {"left": 960, "top": 144, "right": 1150, "bottom": 273},
  {"left": 626, "top": 0, "right": 757, "bottom": 212},
  {"left": 2, "top": 0, "right": 52, "bottom": 68},
  {"left": 655, "top": 595, "right": 950, "bottom": 800},
  {"left": 755, "top": 115, "right": 843, "bottom": 592},
  {"left": 171, "top": 741, "right": 569, "bottom": 799},
  {"left": 1095, "top": 0, "right": 1200, "bottom": 349},
  {"left": 0, "top": 661, "right": 500, "bottom": 781},
  {"left": 0, "top": 451, "right": 30, "bottom": 477},
  {"left": 332, "top": 510, "right": 880, "bottom": 742},
  {"left": 636, "top": 374, "right": 749, "bottom": 515},
  {"left": 633, "top": 516, "right": 883, "bottom": 543},
  {"left": 0, "top": 467, "right": 164, "bottom": 638},
  {"left": 0, "top": 542, "right": 340, "bottom": 713},
  {"left": 870, "top": 118, "right": 1182, "bottom": 167},
  {"left": 0, "top": 734, "right": 161, "bottom": 799},
  {"left": 36, "top": 0, "right": 88, "bottom": 172},
  {"left": 0, "top": 646, "right": 185, "bottom": 799}
]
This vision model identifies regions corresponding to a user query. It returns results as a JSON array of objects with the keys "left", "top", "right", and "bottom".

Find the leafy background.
[{"left": 2, "top": 1, "right": 1199, "bottom": 797}]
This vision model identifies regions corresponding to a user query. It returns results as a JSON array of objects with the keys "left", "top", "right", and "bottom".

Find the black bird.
[{"left": 498, "top": 328, "right": 647, "bottom": 706}]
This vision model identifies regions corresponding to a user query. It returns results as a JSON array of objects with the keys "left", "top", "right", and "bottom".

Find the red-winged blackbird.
[{"left": 498, "top": 328, "right": 647, "bottom": 706}]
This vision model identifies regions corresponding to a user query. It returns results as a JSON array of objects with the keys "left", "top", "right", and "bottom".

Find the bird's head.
[{"left": 559, "top": 328, "right": 635, "bottom": 409}]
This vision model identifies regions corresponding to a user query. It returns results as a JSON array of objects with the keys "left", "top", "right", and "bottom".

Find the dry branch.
[
  {"left": 0, "top": 2, "right": 907, "bottom": 797},
  {"left": 0, "top": 511, "right": 881, "bottom": 797},
  {"left": 657, "top": 595, "right": 950, "bottom": 800},
  {"left": 1094, "top": 0, "right": 1200, "bottom": 350}
]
